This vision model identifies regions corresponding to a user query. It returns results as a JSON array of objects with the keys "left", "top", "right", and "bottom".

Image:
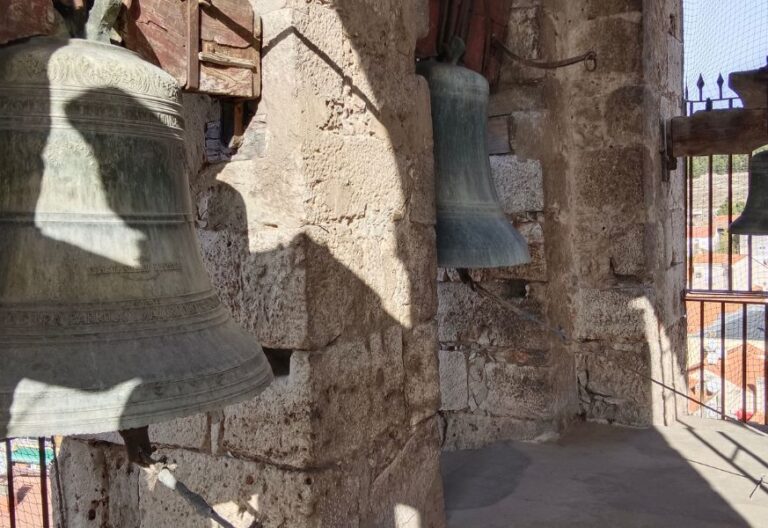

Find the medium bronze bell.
[
  {"left": 730, "top": 151, "right": 768, "bottom": 235},
  {"left": 0, "top": 37, "right": 273, "bottom": 438},
  {"left": 418, "top": 60, "right": 530, "bottom": 268}
]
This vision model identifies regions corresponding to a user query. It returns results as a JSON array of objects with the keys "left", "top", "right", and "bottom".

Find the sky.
[{"left": 684, "top": 0, "right": 768, "bottom": 104}]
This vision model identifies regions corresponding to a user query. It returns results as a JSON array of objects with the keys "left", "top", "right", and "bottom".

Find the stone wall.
[
  {"left": 56, "top": 1, "right": 445, "bottom": 526},
  {"left": 437, "top": 0, "right": 685, "bottom": 449}
]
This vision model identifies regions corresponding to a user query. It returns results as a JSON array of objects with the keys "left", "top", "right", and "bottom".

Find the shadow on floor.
[{"left": 442, "top": 416, "right": 768, "bottom": 527}]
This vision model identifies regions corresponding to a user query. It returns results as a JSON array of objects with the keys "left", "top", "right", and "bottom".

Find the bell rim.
[{"left": 1, "top": 356, "right": 273, "bottom": 438}]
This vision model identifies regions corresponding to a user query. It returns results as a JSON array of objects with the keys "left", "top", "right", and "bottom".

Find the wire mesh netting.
[
  {"left": 684, "top": 0, "right": 768, "bottom": 426},
  {"left": 1, "top": 438, "right": 56, "bottom": 528},
  {"left": 684, "top": 0, "right": 768, "bottom": 103}
]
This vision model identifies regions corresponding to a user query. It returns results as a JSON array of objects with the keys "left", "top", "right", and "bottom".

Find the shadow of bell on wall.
[{"left": 0, "top": 36, "right": 272, "bottom": 439}]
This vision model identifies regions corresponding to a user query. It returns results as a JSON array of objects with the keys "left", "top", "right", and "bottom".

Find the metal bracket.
[{"left": 661, "top": 118, "right": 677, "bottom": 180}]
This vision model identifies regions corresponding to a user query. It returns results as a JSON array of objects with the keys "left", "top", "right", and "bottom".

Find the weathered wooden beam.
[
  {"left": 120, "top": 0, "right": 259, "bottom": 99},
  {"left": 186, "top": 0, "right": 200, "bottom": 90},
  {"left": 670, "top": 108, "right": 768, "bottom": 157},
  {"left": 0, "top": 0, "right": 57, "bottom": 45}
]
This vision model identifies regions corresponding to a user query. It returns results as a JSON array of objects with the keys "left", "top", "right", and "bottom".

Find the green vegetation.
[
  {"left": 690, "top": 146, "right": 768, "bottom": 178},
  {"left": 691, "top": 154, "right": 748, "bottom": 178},
  {"left": 716, "top": 200, "right": 745, "bottom": 216}
]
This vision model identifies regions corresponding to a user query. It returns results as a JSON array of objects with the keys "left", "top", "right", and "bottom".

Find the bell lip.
[
  {"left": 436, "top": 212, "right": 531, "bottom": 269},
  {"left": 729, "top": 218, "right": 768, "bottom": 236},
  {"left": 2, "top": 367, "right": 273, "bottom": 438},
  {"left": 1, "top": 319, "right": 274, "bottom": 438}
]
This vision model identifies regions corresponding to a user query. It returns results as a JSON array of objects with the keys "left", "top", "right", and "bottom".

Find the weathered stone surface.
[
  {"left": 477, "top": 360, "right": 553, "bottom": 417},
  {"left": 438, "top": 350, "right": 468, "bottom": 411},
  {"left": 308, "top": 326, "right": 409, "bottom": 472},
  {"left": 609, "top": 223, "right": 646, "bottom": 278},
  {"left": 584, "top": 0, "right": 642, "bottom": 19},
  {"left": 498, "top": 7, "right": 544, "bottom": 84},
  {"left": 441, "top": 412, "right": 560, "bottom": 451},
  {"left": 574, "top": 17, "right": 642, "bottom": 75},
  {"left": 574, "top": 287, "right": 651, "bottom": 341},
  {"left": 574, "top": 146, "right": 645, "bottom": 218},
  {"left": 489, "top": 85, "right": 545, "bottom": 115},
  {"left": 605, "top": 85, "right": 647, "bottom": 142},
  {"left": 55, "top": 439, "right": 139, "bottom": 528},
  {"left": 490, "top": 154, "right": 544, "bottom": 214},
  {"left": 221, "top": 352, "right": 314, "bottom": 467},
  {"left": 576, "top": 344, "right": 653, "bottom": 426},
  {"left": 139, "top": 447, "right": 316, "bottom": 528},
  {"left": 366, "top": 419, "right": 445, "bottom": 528},
  {"left": 438, "top": 281, "right": 550, "bottom": 350},
  {"left": 404, "top": 322, "right": 441, "bottom": 424},
  {"left": 149, "top": 413, "right": 209, "bottom": 451}
]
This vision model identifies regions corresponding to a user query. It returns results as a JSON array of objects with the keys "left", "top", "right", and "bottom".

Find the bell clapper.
[{"left": 119, "top": 428, "right": 238, "bottom": 528}]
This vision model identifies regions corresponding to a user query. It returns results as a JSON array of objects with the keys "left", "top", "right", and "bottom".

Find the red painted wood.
[
  {"left": 120, "top": 0, "right": 258, "bottom": 98},
  {"left": 0, "top": 0, "right": 57, "bottom": 45},
  {"left": 414, "top": 0, "right": 512, "bottom": 86}
]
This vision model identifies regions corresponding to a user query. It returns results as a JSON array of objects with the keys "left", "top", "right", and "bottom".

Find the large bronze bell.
[
  {"left": 0, "top": 37, "right": 273, "bottom": 438},
  {"left": 730, "top": 151, "right": 768, "bottom": 235},
  {"left": 418, "top": 60, "right": 530, "bottom": 268}
]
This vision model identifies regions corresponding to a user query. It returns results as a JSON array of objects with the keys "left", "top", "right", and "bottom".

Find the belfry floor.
[{"left": 441, "top": 416, "right": 768, "bottom": 527}]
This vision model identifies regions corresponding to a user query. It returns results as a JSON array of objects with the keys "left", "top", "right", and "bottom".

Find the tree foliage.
[
  {"left": 716, "top": 200, "right": 745, "bottom": 216},
  {"left": 690, "top": 146, "right": 768, "bottom": 178}
]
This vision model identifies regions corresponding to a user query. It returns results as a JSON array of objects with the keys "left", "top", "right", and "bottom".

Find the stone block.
[
  {"left": 438, "top": 281, "right": 550, "bottom": 350},
  {"left": 404, "top": 322, "right": 441, "bottom": 424},
  {"left": 610, "top": 223, "right": 646, "bottom": 278},
  {"left": 498, "top": 7, "right": 545, "bottom": 84},
  {"left": 666, "top": 34, "right": 684, "bottom": 95},
  {"left": 441, "top": 412, "right": 559, "bottom": 451},
  {"left": 149, "top": 413, "right": 210, "bottom": 451},
  {"left": 308, "top": 326, "right": 409, "bottom": 473},
  {"left": 489, "top": 85, "right": 545, "bottom": 115},
  {"left": 438, "top": 350, "right": 468, "bottom": 411},
  {"left": 467, "top": 217, "right": 547, "bottom": 282},
  {"left": 574, "top": 287, "right": 651, "bottom": 341},
  {"left": 138, "top": 448, "right": 316, "bottom": 528},
  {"left": 181, "top": 94, "right": 219, "bottom": 180},
  {"left": 490, "top": 154, "right": 544, "bottom": 214},
  {"left": 365, "top": 419, "right": 445, "bottom": 528},
  {"left": 397, "top": 221, "right": 439, "bottom": 325},
  {"left": 576, "top": 345, "right": 652, "bottom": 426},
  {"left": 508, "top": 111, "right": 548, "bottom": 159},
  {"left": 574, "top": 17, "right": 642, "bottom": 76},
  {"left": 56, "top": 438, "right": 139, "bottom": 528},
  {"left": 605, "top": 85, "right": 647, "bottom": 143},
  {"left": 574, "top": 145, "right": 646, "bottom": 219},
  {"left": 584, "top": 0, "right": 642, "bottom": 19},
  {"left": 222, "top": 351, "right": 313, "bottom": 467},
  {"left": 477, "top": 361, "right": 552, "bottom": 417}
]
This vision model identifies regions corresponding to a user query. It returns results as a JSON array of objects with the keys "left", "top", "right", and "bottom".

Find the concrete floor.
[{"left": 442, "top": 417, "right": 768, "bottom": 527}]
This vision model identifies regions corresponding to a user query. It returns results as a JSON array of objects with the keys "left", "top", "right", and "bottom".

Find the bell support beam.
[
  {"left": 666, "top": 65, "right": 768, "bottom": 159},
  {"left": 669, "top": 107, "right": 768, "bottom": 157}
]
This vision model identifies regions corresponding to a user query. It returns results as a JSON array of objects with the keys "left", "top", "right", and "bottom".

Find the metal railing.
[
  {"left": 685, "top": 74, "right": 768, "bottom": 425},
  {"left": 1, "top": 437, "right": 57, "bottom": 528}
]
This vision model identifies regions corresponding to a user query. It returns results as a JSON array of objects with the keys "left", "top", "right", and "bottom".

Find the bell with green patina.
[
  {"left": 730, "top": 150, "right": 768, "bottom": 235},
  {"left": 418, "top": 60, "right": 530, "bottom": 268},
  {"left": 0, "top": 37, "right": 273, "bottom": 438}
]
